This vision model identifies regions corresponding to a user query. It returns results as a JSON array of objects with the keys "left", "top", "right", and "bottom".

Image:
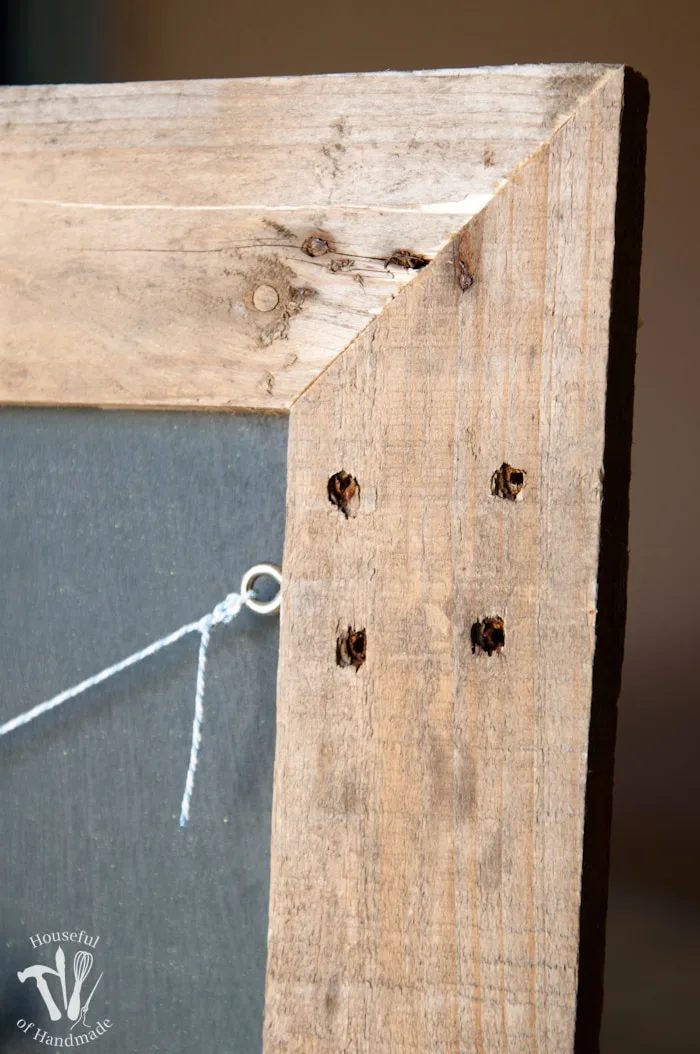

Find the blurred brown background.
[{"left": 3, "top": 1, "right": 698, "bottom": 1050}]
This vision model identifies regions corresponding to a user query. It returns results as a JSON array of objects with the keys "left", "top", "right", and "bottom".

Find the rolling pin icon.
[{"left": 67, "top": 951, "right": 93, "bottom": 1021}]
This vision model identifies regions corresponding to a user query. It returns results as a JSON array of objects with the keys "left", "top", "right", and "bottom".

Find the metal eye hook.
[{"left": 240, "top": 563, "right": 282, "bottom": 616}]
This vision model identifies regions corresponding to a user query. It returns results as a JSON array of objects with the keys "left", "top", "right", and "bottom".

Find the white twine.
[{"left": 0, "top": 590, "right": 253, "bottom": 827}]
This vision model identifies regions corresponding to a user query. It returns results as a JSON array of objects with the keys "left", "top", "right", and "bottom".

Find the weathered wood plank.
[
  {"left": 266, "top": 65, "right": 646, "bottom": 1053},
  {"left": 0, "top": 65, "right": 612, "bottom": 410}
]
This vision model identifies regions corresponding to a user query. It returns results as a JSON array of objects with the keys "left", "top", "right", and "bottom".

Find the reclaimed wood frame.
[{"left": 0, "top": 65, "right": 648, "bottom": 1052}]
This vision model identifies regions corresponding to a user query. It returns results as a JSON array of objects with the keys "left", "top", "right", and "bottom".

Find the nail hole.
[
  {"left": 471, "top": 616, "right": 505, "bottom": 656},
  {"left": 337, "top": 626, "right": 367, "bottom": 669},
  {"left": 327, "top": 471, "right": 360, "bottom": 518},
  {"left": 456, "top": 260, "right": 474, "bottom": 290},
  {"left": 302, "top": 235, "right": 331, "bottom": 257},
  {"left": 385, "top": 249, "right": 430, "bottom": 270},
  {"left": 252, "top": 284, "right": 280, "bottom": 312},
  {"left": 455, "top": 230, "right": 474, "bottom": 291},
  {"left": 491, "top": 462, "right": 527, "bottom": 501}
]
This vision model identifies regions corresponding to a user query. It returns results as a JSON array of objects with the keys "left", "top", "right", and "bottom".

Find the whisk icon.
[{"left": 67, "top": 951, "right": 93, "bottom": 1021}]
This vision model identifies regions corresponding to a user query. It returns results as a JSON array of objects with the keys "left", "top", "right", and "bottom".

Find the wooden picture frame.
[{"left": 1, "top": 64, "right": 648, "bottom": 1052}]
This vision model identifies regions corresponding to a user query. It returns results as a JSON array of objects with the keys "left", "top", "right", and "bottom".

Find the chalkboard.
[{"left": 0, "top": 409, "right": 288, "bottom": 1053}]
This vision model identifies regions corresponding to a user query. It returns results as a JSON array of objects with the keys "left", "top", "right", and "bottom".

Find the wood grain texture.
[
  {"left": 266, "top": 66, "right": 646, "bottom": 1053},
  {"left": 0, "top": 65, "right": 612, "bottom": 410}
]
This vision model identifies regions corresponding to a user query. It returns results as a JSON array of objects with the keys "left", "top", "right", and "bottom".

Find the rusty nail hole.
[
  {"left": 385, "top": 249, "right": 430, "bottom": 271},
  {"left": 456, "top": 259, "right": 474, "bottom": 290},
  {"left": 337, "top": 626, "right": 367, "bottom": 669},
  {"left": 302, "top": 235, "right": 331, "bottom": 257},
  {"left": 491, "top": 462, "right": 527, "bottom": 501},
  {"left": 471, "top": 616, "right": 505, "bottom": 657},
  {"left": 327, "top": 471, "right": 360, "bottom": 518},
  {"left": 455, "top": 231, "right": 474, "bottom": 291}
]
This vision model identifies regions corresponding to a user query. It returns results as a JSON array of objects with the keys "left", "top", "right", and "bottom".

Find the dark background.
[{"left": 2, "top": 2, "right": 698, "bottom": 1050}]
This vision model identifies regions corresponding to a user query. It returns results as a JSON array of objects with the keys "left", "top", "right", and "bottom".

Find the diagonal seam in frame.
[{"left": 290, "top": 67, "right": 624, "bottom": 409}]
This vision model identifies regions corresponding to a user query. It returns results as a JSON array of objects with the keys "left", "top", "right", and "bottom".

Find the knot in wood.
[{"left": 252, "top": 284, "right": 280, "bottom": 312}]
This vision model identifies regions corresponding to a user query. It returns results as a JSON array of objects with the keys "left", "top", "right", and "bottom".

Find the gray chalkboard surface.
[{"left": 0, "top": 410, "right": 288, "bottom": 1053}]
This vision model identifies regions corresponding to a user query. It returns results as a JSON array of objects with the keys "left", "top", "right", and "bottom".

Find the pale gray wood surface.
[
  {"left": 265, "top": 67, "right": 646, "bottom": 1053},
  {"left": 0, "top": 410, "right": 287, "bottom": 1053},
  {"left": 0, "top": 65, "right": 613, "bottom": 410}
]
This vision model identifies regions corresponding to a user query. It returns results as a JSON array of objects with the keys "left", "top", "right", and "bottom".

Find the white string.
[
  {"left": 177, "top": 591, "right": 250, "bottom": 826},
  {"left": 0, "top": 589, "right": 253, "bottom": 826}
]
